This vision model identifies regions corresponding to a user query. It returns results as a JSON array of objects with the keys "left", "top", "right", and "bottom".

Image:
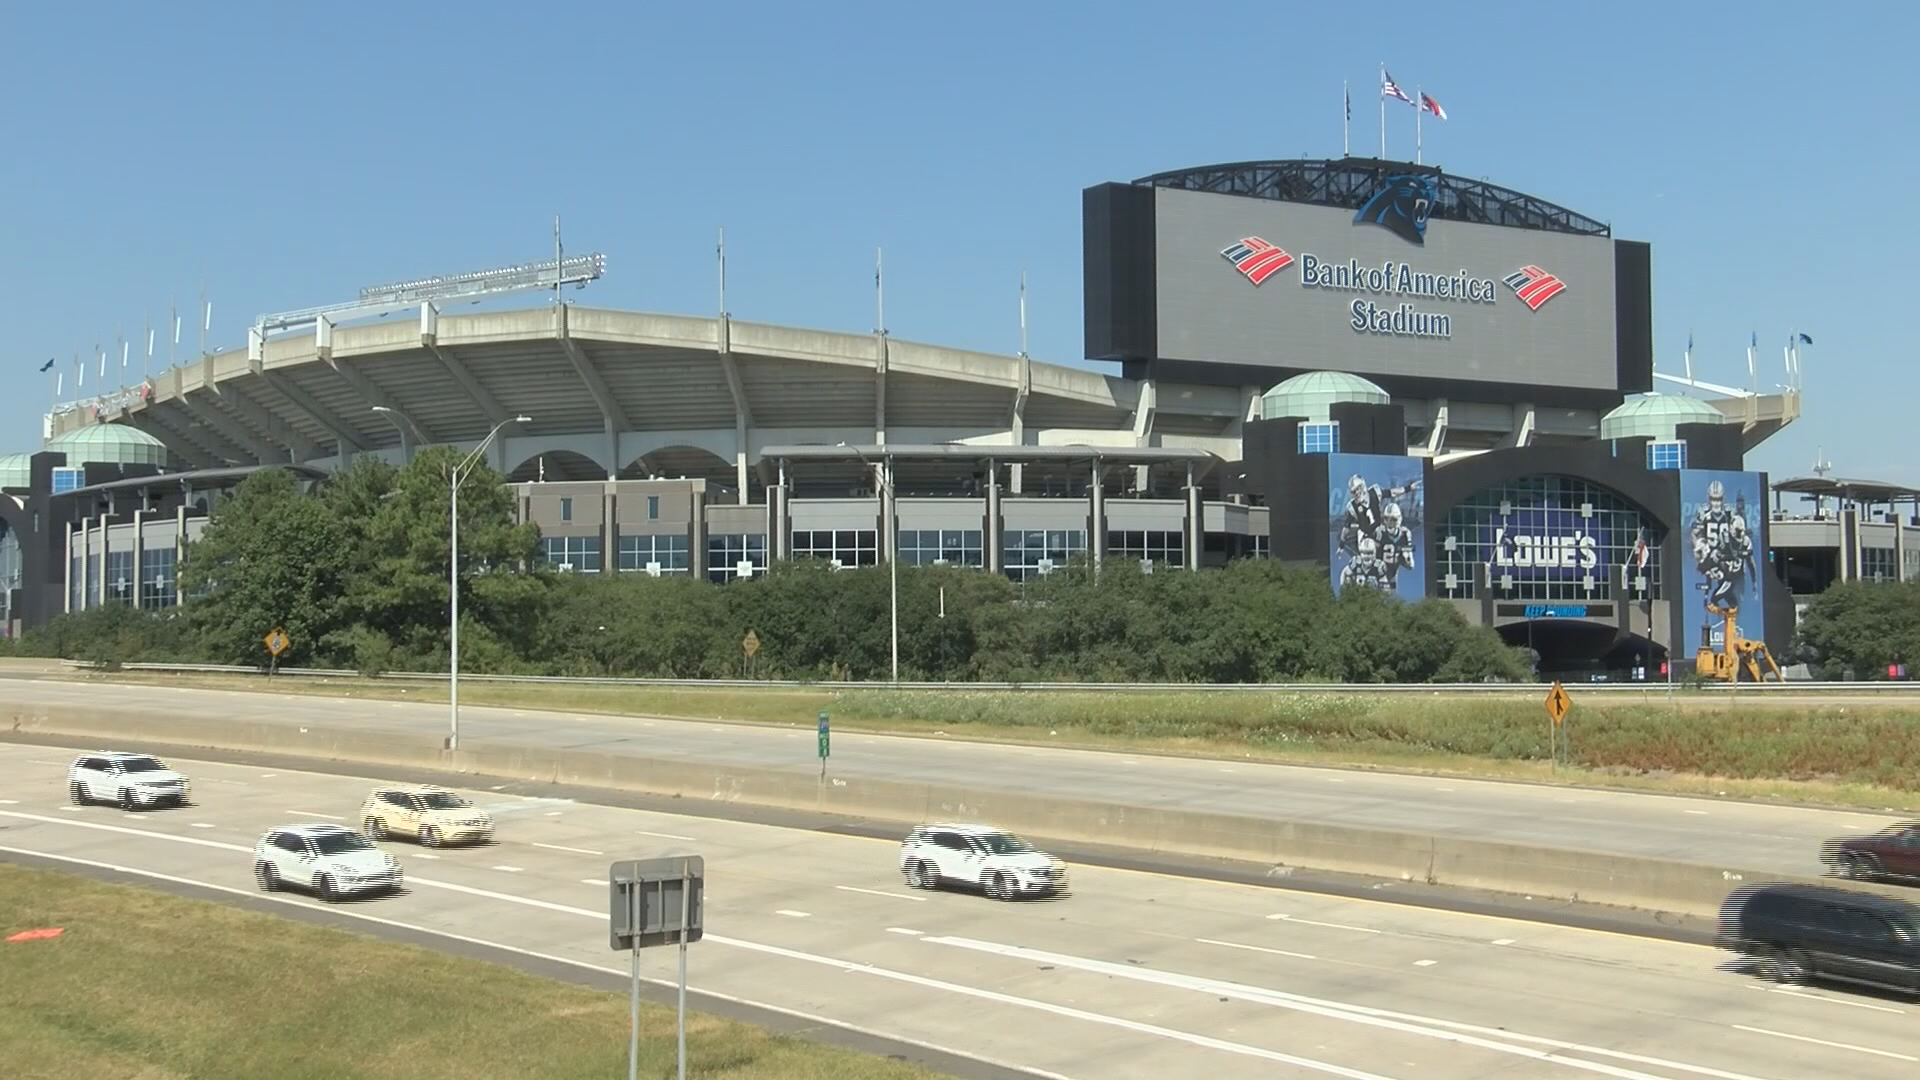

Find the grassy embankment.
[
  {"left": 62, "top": 669, "right": 1920, "bottom": 813},
  {"left": 0, "top": 863, "right": 944, "bottom": 1080}
]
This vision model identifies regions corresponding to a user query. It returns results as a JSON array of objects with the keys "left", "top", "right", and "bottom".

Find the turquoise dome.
[
  {"left": 46, "top": 422, "right": 169, "bottom": 469},
  {"left": 0, "top": 452, "right": 29, "bottom": 491},
  {"left": 1599, "top": 393, "right": 1726, "bottom": 441},
  {"left": 1260, "top": 371, "right": 1391, "bottom": 422}
]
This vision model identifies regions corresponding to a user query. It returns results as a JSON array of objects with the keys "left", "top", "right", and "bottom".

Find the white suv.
[
  {"left": 899, "top": 823, "right": 1070, "bottom": 900},
  {"left": 67, "top": 752, "right": 192, "bottom": 810},
  {"left": 253, "top": 824, "right": 404, "bottom": 902}
]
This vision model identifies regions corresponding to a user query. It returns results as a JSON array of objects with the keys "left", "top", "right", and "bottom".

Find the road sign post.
[
  {"left": 816, "top": 710, "right": 830, "bottom": 778},
  {"left": 741, "top": 629, "right": 759, "bottom": 677},
  {"left": 1543, "top": 680, "right": 1572, "bottom": 768},
  {"left": 263, "top": 627, "right": 289, "bottom": 677},
  {"left": 609, "top": 855, "right": 705, "bottom": 1080}
]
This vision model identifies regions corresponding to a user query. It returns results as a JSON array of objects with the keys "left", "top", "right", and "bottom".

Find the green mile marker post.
[{"left": 816, "top": 710, "right": 830, "bottom": 777}]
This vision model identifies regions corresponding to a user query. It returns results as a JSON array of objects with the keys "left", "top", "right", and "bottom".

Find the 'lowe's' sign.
[{"left": 1487, "top": 508, "right": 1607, "bottom": 579}]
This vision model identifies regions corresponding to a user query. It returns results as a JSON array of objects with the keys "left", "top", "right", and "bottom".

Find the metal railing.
[{"left": 52, "top": 659, "right": 1920, "bottom": 695}]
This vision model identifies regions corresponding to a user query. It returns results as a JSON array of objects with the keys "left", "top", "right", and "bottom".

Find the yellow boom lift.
[{"left": 1693, "top": 605, "right": 1782, "bottom": 683}]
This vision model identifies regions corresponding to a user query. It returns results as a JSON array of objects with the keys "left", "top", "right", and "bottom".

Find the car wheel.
[
  {"left": 420, "top": 825, "right": 442, "bottom": 848},
  {"left": 1850, "top": 855, "right": 1880, "bottom": 881},
  {"left": 984, "top": 872, "right": 1006, "bottom": 900},
  {"left": 316, "top": 873, "right": 341, "bottom": 903},
  {"left": 256, "top": 862, "right": 280, "bottom": 892},
  {"left": 1769, "top": 946, "right": 1812, "bottom": 984},
  {"left": 910, "top": 860, "right": 938, "bottom": 890},
  {"left": 69, "top": 781, "right": 87, "bottom": 805},
  {"left": 118, "top": 787, "right": 137, "bottom": 812},
  {"left": 364, "top": 817, "right": 386, "bottom": 839}
]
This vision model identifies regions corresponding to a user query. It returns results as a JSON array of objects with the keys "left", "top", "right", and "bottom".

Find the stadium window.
[
  {"left": 898, "top": 529, "right": 984, "bottom": 567},
  {"left": 789, "top": 529, "right": 878, "bottom": 567},
  {"left": 1297, "top": 422, "right": 1339, "bottom": 455},
  {"left": 1437, "top": 477, "right": 1661, "bottom": 602},
  {"left": 139, "top": 546, "right": 177, "bottom": 609},
  {"left": 51, "top": 467, "right": 84, "bottom": 495},
  {"left": 1002, "top": 529, "right": 1085, "bottom": 582},
  {"left": 559, "top": 496, "right": 573, "bottom": 523},
  {"left": 538, "top": 534, "right": 601, "bottom": 573},
  {"left": 646, "top": 495, "right": 659, "bottom": 521},
  {"left": 616, "top": 533, "right": 689, "bottom": 574},
  {"left": 1863, "top": 547, "right": 1898, "bottom": 582},
  {"left": 1107, "top": 530, "right": 1185, "bottom": 567},
  {"left": 1645, "top": 440, "right": 1688, "bottom": 471},
  {"left": 104, "top": 549, "right": 135, "bottom": 606},
  {"left": 707, "top": 533, "right": 766, "bottom": 583}
]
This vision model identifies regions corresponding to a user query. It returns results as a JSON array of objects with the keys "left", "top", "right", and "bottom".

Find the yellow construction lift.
[{"left": 1694, "top": 605, "right": 1782, "bottom": 683}]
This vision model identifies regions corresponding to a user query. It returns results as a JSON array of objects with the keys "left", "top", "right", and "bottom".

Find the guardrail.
[{"left": 51, "top": 659, "right": 1920, "bottom": 695}]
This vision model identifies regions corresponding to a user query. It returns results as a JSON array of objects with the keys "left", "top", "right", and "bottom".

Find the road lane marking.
[
  {"left": 1196, "top": 938, "right": 1316, "bottom": 961},
  {"left": 285, "top": 810, "right": 345, "bottom": 821},
  {"left": 1684, "top": 810, "right": 1709, "bottom": 816},
  {"left": 1731, "top": 1025, "right": 1915, "bottom": 1061},
  {"left": 492, "top": 866, "right": 524, "bottom": 873},
  {"left": 777, "top": 909, "right": 811, "bottom": 918},
  {"left": 836, "top": 885, "right": 926, "bottom": 902},
  {"left": 412, "top": 852, "right": 439, "bottom": 860},
  {"left": 190, "top": 823, "right": 216, "bottom": 829},
  {"left": 1744, "top": 984, "right": 1904, "bottom": 1014},
  {"left": 923, "top": 935, "right": 1776, "bottom": 1080},
  {"left": 1492, "top": 938, "right": 1516, "bottom": 946},
  {"left": 0, "top": 799, "right": 18, "bottom": 805},
  {"left": 580, "top": 878, "right": 605, "bottom": 887},
  {"left": 58, "top": 806, "right": 83, "bottom": 813},
  {"left": 634, "top": 830, "right": 695, "bottom": 842},
  {"left": 1265, "top": 913, "right": 1380, "bottom": 934},
  {"left": 1413, "top": 960, "right": 1437, "bottom": 967},
  {"left": 533, "top": 842, "right": 605, "bottom": 856},
  {"left": 0, "top": 846, "right": 1072, "bottom": 1080},
  {"left": 886, "top": 928, "right": 924, "bottom": 936}
]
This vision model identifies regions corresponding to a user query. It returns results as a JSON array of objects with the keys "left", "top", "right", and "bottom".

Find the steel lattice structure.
[{"left": 1135, "top": 158, "right": 1610, "bottom": 237}]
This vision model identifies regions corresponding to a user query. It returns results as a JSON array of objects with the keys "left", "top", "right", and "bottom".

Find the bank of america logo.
[
  {"left": 1503, "top": 265, "right": 1567, "bottom": 310},
  {"left": 1221, "top": 237, "right": 1294, "bottom": 285}
]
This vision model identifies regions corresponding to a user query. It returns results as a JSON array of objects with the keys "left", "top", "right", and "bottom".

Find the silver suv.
[
  {"left": 253, "top": 824, "right": 403, "bottom": 902},
  {"left": 68, "top": 752, "right": 192, "bottom": 810}
]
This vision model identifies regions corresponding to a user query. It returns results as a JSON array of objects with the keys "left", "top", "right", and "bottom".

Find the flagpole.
[
  {"left": 1415, "top": 86, "right": 1423, "bottom": 165},
  {"left": 1746, "top": 332, "right": 1756, "bottom": 393},
  {"left": 1684, "top": 332, "right": 1693, "bottom": 382},
  {"left": 1378, "top": 63, "right": 1387, "bottom": 158},
  {"left": 1342, "top": 81, "right": 1350, "bottom": 156}
]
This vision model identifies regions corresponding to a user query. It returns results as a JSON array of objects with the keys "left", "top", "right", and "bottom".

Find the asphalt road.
[
  {"left": 3, "top": 743, "right": 1914, "bottom": 1080},
  {"left": 16, "top": 678, "right": 1908, "bottom": 879}
]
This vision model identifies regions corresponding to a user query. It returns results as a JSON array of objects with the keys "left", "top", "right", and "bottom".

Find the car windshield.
[
  {"left": 312, "top": 832, "right": 375, "bottom": 856},
  {"left": 120, "top": 757, "right": 167, "bottom": 773},
  {"left": 420, "top": 792, "right": 472, "bottom": 810},
  {"left": 978, "top": 833, "right": 1037, "bottom": 855}
]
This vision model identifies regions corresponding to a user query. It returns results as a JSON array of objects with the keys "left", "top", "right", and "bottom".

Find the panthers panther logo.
[{"left": 1353, "top": 174, "right": 1437, "bottom": 246}]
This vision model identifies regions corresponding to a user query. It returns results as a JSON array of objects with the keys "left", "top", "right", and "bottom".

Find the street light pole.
[{"left": 447, "top": 414, "right": 531, "bottom": 751}]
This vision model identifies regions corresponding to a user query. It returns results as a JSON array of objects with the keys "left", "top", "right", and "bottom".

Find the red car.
[{"left": 1821, "top": 821, "right": 1920, "bottom": 884}]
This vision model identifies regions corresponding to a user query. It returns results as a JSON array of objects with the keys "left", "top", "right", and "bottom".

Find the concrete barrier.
[{"left": 6, "top": 702, "right": 1898, "bottom": 918}]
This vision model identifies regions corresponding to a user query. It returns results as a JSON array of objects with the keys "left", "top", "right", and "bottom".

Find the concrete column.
[
  {"left": 175, "top": 504, "right": 188, "bottom": 608},
  {"left": 985, "top": 460, "right": 1002, "bottom": 576},
  {"left": 880, "top": 457, "right": 896, "bottom": 564},
  {"left": 131, "top": 509, "right": 146, "bottom": 608},
  {"left": 93, "top": 517, "right": 106, "bottom": 612},
  {"left": 1089, "top": 461, "right": 1106, "bottom": 571},
  {"left": 603, "top": 487, "right": 617, "bottom": 573},
  {"left": 690, "top": 488, "right": 708, "bottom": 581},
  {"left": 63, "top": 523, "right": 74, "bottom": 615},
  {"left": 772, "top": 459, "right": 789, "bottom": 562},
  {"left": 1184, "top": 464, "right": 1202, "bottom": 572}
]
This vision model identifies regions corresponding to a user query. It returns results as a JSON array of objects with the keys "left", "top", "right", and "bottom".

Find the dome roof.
[
  {"left": 0, "top": 452, "right": 29, "bottom": 491},
  {"left": 46, "top": 422, "right": 170, "bottom": 469},
  {"left": 1599, "top": 393, "right": 1727, "bottom": 441},
  {"left": 1260, "top": 370, "right": 1391, "bottom": 422}
]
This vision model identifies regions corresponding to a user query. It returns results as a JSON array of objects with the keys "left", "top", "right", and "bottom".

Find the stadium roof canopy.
[
  {"left": 1135, "top": 158, "right": 1611, "bottom": 237},
  {"left": 1772, "top": 475, "right": 1920, "bottom": 503}
]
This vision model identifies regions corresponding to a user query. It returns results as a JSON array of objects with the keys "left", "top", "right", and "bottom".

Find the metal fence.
[{"left": 56, "top": 659, "right": 1920, "bottom": 696}]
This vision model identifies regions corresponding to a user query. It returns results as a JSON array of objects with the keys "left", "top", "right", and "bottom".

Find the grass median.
[
  {"left": 48, "top": 669, "right": 1920, "bottom": 813},
  {"left": 0, "top": 863, "right": 945, "bottom": 1080}
]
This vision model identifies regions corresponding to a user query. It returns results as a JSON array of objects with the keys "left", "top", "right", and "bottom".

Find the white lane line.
[
  {"left": 122, "top": 814, "right": 148, "bottom": 821},
  {"left": 285, "top": 810, "right": 344, "bottom": 821},
  {"left": 580, "top": 878, "right": 606, "bottom": 887},
  {"left": 635, "top": 829, "right": 695, "bottom": 842},
  {"left": 836, "top": 885, "right": 927, "bottom": 902},
  {"left": 1434, "top": 788, "right": 1456, "bottom": 793},
  {"left": 0, "top": 799, "right": 18, "bottom": 805},
  {"left": 1491, "top": 938, "right": 1516, "bottom": 946},
  {"left": 533, "top": 842, "right": 605, "bottom": 856},
  {"left": 190, "top": 823, "right": 216, "bottom": 829},
  {"left": 776, "top": 909, "right": 811, "bottom": 918},
  {"left": 1745, "top": 984, "right": 1905, "bottom": 1014},
  {"left": 58, "top": 806, "right": 83, "bottom": 813},
  {"left": 492, "top": 866, "right": 524, "bottom": 873},
  {"left": 923, "top": 935, "right": 1777, "bottom": 1080},
  {"left": 413, "top": 852, "right": 440, "bottom": 860},
  {"left": 1684, "top": 810, "right": 1709, "bottom": 816},
  {"left": 544, "top": 811, "right": 562, "bottom": 817},
  {"left": 1196, "top": 938, "right": 1316, "bottom": 961},
  {"left": 886, "top": 928, "right": 925, "bottom": 937},
  {"left": 1413, "top": 960, "right": 1437, "bottom": 967},
  {"left": 259, "top": 773, "right": 277, "bottom": 779},
  {"left": 0, "top": 846, "right": 1071, "bottom": 1080},
  {"left": 1265, "top": 913, "right": 1380, "bottom": 934},
  {"left": 1731, "top": 1025, "right": 1916, "bottom": 1062}
]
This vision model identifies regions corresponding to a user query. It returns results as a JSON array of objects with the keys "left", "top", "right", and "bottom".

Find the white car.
[
  {"left": 899, "top": 822, "right": 1070, "bottom": 900},
  {"left": 67, "top": 752, "right": 192, "bottom": 810},
  {"left": 253, "top": 823, "right": 404, "bottom": 902}
]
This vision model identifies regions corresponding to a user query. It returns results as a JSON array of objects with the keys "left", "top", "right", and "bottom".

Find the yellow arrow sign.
[{"left": 1544, "top": 680, "right": 1571, "bottom": 726}]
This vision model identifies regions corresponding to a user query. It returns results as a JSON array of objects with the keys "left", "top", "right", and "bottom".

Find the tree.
[
  {"left": 1795, "top": 580, "right": 1920, "bottom": 679},
  {"left": 177, "top": 468, "right": 354, "bottom": 666}
]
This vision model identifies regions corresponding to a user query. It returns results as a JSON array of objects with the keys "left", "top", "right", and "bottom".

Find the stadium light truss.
[{"left": 254, "top": 252, "right": 607, "bottom": 336}]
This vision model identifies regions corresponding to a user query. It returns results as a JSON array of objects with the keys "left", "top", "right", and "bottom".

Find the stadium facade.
[{"left": 3, "top": 156, "right": 1876, "bottom": 677}]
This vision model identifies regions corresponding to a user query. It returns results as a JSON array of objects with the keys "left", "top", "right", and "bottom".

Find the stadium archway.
[
  {"left": 507, "top": 450, "right": 603, "bottom": 483},
  {"left": 619, "top": 446, "right": 741, "bottom": 501}
]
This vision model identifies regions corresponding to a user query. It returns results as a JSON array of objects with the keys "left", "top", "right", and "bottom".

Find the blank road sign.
[{"left": 608, "top": 855, "right": 705, "bottom": 951}]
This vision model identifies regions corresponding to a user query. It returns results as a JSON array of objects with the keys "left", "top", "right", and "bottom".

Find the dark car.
[
  {"left": 1821, "top": 821, "right": 1920, "bottom": 883},
  {"left": 1718, "top": 883, "right": 1920, "bottom": 994}
]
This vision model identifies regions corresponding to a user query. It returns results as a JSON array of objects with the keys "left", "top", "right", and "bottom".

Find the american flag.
[{"left": 1382, "top": 71, "right": 1412, "bottom": 104}]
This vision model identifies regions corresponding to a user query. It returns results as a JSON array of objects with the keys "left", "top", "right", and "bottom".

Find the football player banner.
[
  {"left": 1677, "top": 469, "right": 1765, "bottom": 652},
  {"left": 1327, "top": 452, "right": 1426, "bottom": 601}
]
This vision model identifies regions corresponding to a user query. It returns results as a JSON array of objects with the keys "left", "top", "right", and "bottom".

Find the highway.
[
  {"left": 12, "top": 677, "right": 1902, "bottom": 879},
  {"left": 2, "top": 743, "right": 1913, "bottom": 1079}
]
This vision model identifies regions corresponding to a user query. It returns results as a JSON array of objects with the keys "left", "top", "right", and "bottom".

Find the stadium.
[{"left": 0, "top": 156, "right": 1850, "bottom": 678}]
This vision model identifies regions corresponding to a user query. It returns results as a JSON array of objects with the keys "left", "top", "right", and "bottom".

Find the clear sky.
[{"left": 2, "top": 1, "right": 1911, "bottom": 485}]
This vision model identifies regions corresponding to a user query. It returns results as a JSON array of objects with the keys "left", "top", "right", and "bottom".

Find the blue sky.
[{"left": 2, "top": 1, "right": 1911, "bottom": 485}]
